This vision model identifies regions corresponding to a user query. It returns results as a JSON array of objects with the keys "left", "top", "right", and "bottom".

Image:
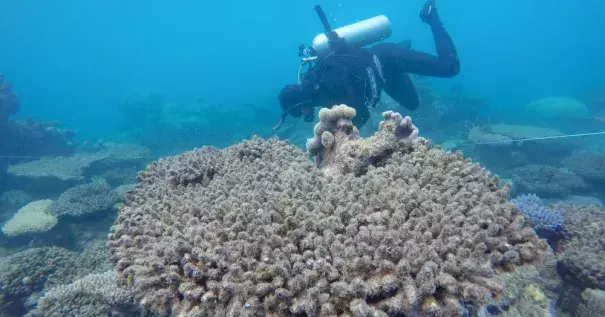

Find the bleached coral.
[
  {"left": 1, "top": 199, "right": 57, "bottom": 237},
  {"left": 108, "top": 105, "right": 547, "bottom": 317}
]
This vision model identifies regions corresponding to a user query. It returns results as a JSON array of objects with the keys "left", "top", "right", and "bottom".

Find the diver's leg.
[
  {"left": 382, "top": 71, "right": 420, "bottom": 111},
  {"left": 371, "top": 0, "right": 459, "bottom": 78},
  {"left": 352, "top": 105, "right": 371, "bottom": 128}
]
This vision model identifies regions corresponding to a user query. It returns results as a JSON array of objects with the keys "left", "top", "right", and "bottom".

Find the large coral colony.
[{"left": 108, "top": 104, "right": 550, "bottom": 316}]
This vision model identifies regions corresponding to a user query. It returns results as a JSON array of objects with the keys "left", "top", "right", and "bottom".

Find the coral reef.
[
  {"left": 49, "top": 179, "right": 119, "bottom": 218},
  {"left": 0, "top": 75, "right": 78, "bottom": 193},
  {"left": 511, "top": 164, "right": 586, "bottom": 198},
  {"left": 0, "top": 74, "right": 19, "bottom": 123},
  {"left": 0, "top": 239, "right": 123, "bottom": 315},
  {"left": 108, "top": 105, "right": 547, "bottom": 317},
  {"left": 554, "top": 203, "right": 605, "bottom": 290},
  {"left": 72, "top": 239, "right": 114, "bottom": 277},
  {"left": 494, "top": 284, "right": 554, "bottom": 317},
  {"left": 0, "top": 247, "right": 78, "bottom": 315},
  {"left": 32, "top": 271, "right": 136, "bottom": 317},
  {"left": 1, "top": 199, "right": 58, "bottom": 237},
  {"left": 6, "top": 142, "right": 151, "bottom": 196},
  {"left": 485, "top": 246, "right": 560, "bottom": 316},
  {"left": 575, "top": 288, "right": 605, "bottom": 317},
  {"left": 117, "top": 93, "right": 280, "bottom": 155},
  {"left": 510, "top": 194, "right": 563, "bottom": 237},
  {"left": 6, "top": 154, "right": 104, "bottom": 196},
  {"left": 563, "top": 151, "right": 605, "bottom": 185},
  {"left": 0, "top": 117, "right": 76, "bottom": 158}
]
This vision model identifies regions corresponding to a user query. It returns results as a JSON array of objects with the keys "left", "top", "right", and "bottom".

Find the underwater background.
[{"left": 1, "top": 0, "right": 605, "bottom": 316}]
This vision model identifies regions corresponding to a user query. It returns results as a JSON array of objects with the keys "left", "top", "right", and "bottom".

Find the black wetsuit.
[{"left": 299, "top": 17, "right": 459, "bottom": 127}]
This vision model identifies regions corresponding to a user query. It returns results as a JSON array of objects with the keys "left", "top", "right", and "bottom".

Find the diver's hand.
[{"left": 419, "top": 0, "right": 441, "bottom": 25}]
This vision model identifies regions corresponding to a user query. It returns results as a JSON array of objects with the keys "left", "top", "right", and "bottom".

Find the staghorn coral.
[
  {"left": 49, "top": 179, "right": 119, "bottom": 217},
  {"left": 554, "top": 203, "right": 605, "bottom": 290},
  {"left": 1, "top": 199, "right": 58, "bottom": 237},
  {"left": 108, "top": 105, "right": 547, "bottom": 317}
]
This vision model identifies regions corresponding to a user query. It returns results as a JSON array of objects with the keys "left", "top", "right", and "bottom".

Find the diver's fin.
[{"left": 397, "top": 40, "right": 412, "bottom": 49}]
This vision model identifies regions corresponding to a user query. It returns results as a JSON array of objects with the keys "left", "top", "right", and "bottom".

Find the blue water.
[
  {"left": 2, "top": 1, "right": 605, "bottom": 316},
  {"left": 1, "top": 0, "right": 603, "bottom": 139}
]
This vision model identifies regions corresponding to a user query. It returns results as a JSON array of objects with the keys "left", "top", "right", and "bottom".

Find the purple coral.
[{"left": 510, "top": 194, "right": 564, "bottom": 234}]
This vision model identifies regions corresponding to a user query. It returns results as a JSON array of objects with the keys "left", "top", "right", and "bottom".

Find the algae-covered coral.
[{"left": 108, "top": 105, "right": 548, "bottom": 316}]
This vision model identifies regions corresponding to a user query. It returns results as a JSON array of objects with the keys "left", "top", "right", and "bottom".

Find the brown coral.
[
  {"left": 555, "top": 203, "right": 605, "bottom": 290},
  {"left": 108, "top": 105, "right": 547, "bottom": 317},
  {"left": 306, "top": 105, "right": 422, "bottom": 177}
]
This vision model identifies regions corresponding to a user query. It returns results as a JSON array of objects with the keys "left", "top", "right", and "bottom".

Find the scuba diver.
[{"left": 275, "top": 0, "right": 459, "bottom": 130}]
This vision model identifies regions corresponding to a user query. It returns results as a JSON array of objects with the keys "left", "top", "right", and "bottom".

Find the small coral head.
[{"left": 380, "top": 110, "right": 420, "bottom": 144}]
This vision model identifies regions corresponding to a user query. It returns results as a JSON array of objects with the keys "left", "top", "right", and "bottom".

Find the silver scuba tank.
[{"left": 311, "top": 15, "right": 392, "bottom": 57}]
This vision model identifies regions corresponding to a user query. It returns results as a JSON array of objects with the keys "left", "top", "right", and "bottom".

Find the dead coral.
[{"left": 108, "top": 105, "right": 547, "bottom": 317}]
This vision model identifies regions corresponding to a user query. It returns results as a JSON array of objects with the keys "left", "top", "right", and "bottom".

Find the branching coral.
[
  {"left": 50, "top": 179, "right": 119, "bottom": 217},
  {"left": 510, "top": 194, "right": 563, "bottom": 236},
  {"left": 108, "top": 105, "right": 547, "bottom": 317},
  {"left": 34, "top": 270, "right": 136, "bottom": 317}
]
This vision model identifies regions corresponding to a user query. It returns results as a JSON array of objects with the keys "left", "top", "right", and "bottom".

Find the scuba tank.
[
  {"left": 311, "top": 15, "right": 392, "bottom": 57},
  {"left": 297, "top": 5, "right": 392, "bottom": 83},
  {"left": 303, "top": 5, "right": 392, "bottom": 58}
]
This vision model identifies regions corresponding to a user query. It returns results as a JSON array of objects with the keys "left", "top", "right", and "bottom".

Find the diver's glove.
[{"left": 419, "top": 0, "right": 442, "bottom": 26}]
